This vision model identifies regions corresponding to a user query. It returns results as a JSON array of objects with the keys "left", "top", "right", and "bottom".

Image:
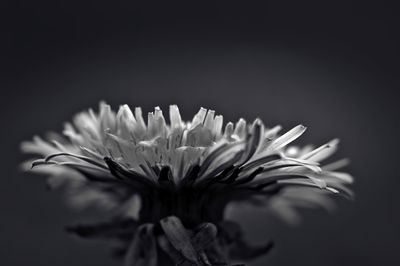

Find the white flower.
[{"left": 21, "top": 102, "right": 353, "bottom": 225}]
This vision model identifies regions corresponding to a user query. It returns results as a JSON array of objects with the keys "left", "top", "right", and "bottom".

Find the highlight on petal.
[{"left": 268, "top": 124, "right": 307, "bottom": 150}]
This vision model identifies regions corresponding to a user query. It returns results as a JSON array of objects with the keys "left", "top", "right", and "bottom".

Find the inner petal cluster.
[{"left": 21, "top": 103, "right": 353, "bottom": 225}]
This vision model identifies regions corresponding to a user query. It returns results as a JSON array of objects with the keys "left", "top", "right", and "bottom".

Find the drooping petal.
[
  {"left": 124, "top": 224, "right": 157, "bottom": 266},
  {"left": 160, "top": 216, "right": 200, "bottom": 264}
]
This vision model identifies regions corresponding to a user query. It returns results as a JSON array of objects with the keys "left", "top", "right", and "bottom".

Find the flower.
[{"left": 21, "top": 102, "right": 353, "bottom": 265}]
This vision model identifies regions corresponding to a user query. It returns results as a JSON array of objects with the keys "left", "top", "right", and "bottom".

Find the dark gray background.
[{"left": 2, "top": 1, "right": 399, "bottom": 265}]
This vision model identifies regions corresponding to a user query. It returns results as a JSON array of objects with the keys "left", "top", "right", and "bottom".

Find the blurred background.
[{"left": 2, "top": 1, "right": 399, "bottom": 265}]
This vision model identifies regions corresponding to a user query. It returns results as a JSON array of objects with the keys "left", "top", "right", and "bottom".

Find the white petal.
[
  {"left": 268, "top": 125, "right": 307, "bottom": 150},
  {"left": 134, "top": 107, "right": 147, "bottom": 134},
  {"left": 169, "top": 105, "right": 183, "bottom": 129},
  {"left": 300, "top": 139, "right": 339, "bottom": 162},
  {"left": 99, "top": 102, "right": 117, "bottom": 133},
  {"left": 212, "top": 115, "right": 223, "bottom": 140},
  {"left": 203, "top": 110, "right": 215, "bottom": 131},
  {"left": 264, "top": 125, "right": 282, "bottom": 139},
  {"left": 191, "top": 107, "right": 207, "bottom": 127},
  {"left": 233, "top": 118, "right": 247, "bottom": 139},
  {"left": 224, "top": 122, "right": 234, "bottom": 139},
  {"left": 322, "top": 158, "right": 350, "bottom": 171}
]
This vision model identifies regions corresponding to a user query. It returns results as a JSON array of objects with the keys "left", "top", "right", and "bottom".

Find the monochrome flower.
[{"left": 21, "top": 102, "right": 353, "bottom": 265}]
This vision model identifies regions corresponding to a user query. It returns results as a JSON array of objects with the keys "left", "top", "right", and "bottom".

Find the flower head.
[{"left": 21, "top": 102, "right": 353, "bottom": 265}]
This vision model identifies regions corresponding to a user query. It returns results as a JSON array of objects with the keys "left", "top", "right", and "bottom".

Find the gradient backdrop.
[{"left": 2, "top": 1, "right": 399, "bottom": 266}]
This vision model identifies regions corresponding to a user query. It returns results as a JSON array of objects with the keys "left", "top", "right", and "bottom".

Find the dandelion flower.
[{"left": 21, "top": 102, "right": 353, "bottom": 266}]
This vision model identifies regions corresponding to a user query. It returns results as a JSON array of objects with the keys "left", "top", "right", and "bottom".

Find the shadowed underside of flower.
[{"left": 21, "top": 102, "right": 353, "bottom": 265}]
